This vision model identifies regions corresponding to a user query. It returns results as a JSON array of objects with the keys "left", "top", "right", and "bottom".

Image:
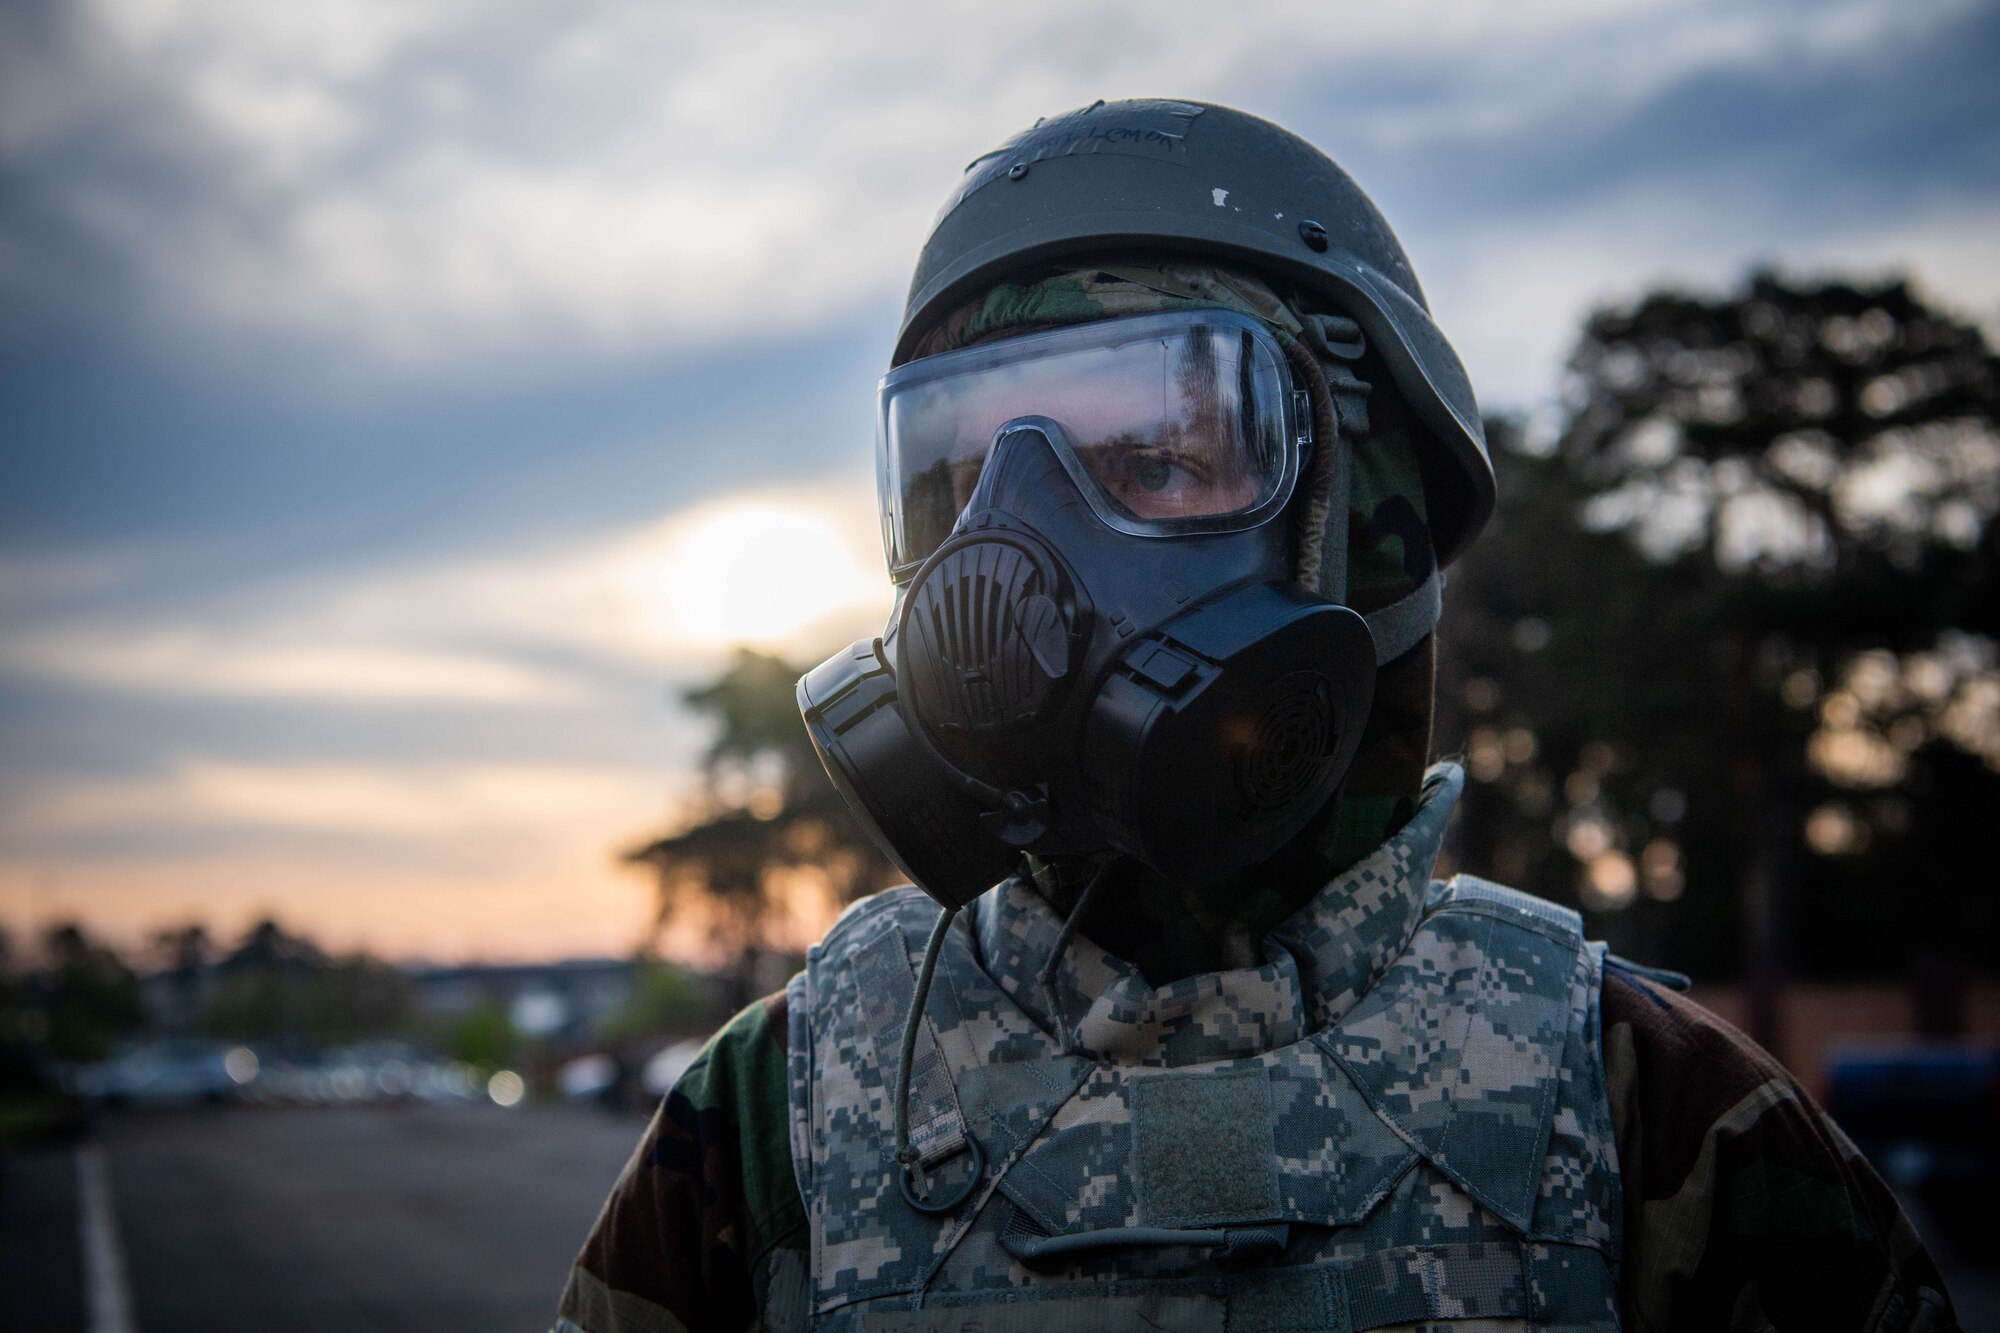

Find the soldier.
[{"left": 558, "top": 101, "right": 1959, "bottom": 1332}]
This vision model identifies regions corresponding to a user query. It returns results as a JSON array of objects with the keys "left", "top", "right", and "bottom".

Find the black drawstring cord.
[
  {"left": 892, "top": 860, "right": 1119, "bottom": 1213},
  {"left": 893, "top": 904, "right": 985, "bottom": 1214},
  {"left": 1038, "top": 857, "right": 1119, "bottom": 1058}
]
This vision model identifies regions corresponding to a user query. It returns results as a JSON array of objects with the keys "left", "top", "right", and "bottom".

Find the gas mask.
[{"left": 799, "top": 309, "right": 1379, "bottom": 909}]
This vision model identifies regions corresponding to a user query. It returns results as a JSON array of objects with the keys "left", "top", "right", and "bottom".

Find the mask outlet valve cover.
[{"left": 900, "top": 528, "right": 1082, "bottom": 782}]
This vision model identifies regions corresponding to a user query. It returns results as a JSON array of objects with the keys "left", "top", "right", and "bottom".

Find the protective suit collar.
[{"left": 973, "top": 763, "right": 1463, "bottom": 1065}]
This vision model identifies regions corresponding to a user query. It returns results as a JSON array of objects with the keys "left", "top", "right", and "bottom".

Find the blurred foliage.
[
  {"left": 0, "top": 923, "right": 140, "bottom": 1136},
  {"left": 685, "top": 649, "right": 831, "bottom": 803},
  {"left": 1438, "top": 272, "right": 2000, "bottom": 985},
  {"left": 0, "top": 927, "right": 35, "bottom": 1095},
  {"left": 23, "top": 923, "right": 147, "bottom": 1063},
  {"left": 196, "top": 918, "right": 414, "bottom": 1047},
  {"left": 628, "top": 647, "right": 899, "bottom": 1007},
  {"left": 444, "top": 999, "right": 517, "bottom": 1069},
  {"left": 596, "top": 958, "right": 706, "bottom": 1040},
  {"left": 0, "top": 929, "right": 76, "bottom": 1139},
  {"left": 1, "top": 923, "right": 142, "bottom": 1141}
]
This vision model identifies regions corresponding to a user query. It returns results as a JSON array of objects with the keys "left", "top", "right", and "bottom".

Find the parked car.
[{"left": 74, "top": 1039, "right": 254, "bottom": 1108}]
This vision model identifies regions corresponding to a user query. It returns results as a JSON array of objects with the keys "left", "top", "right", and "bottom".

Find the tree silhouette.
[
  {"left": 198, "top": 918, "right": 411, "bottom": 1047},
  {"left": 627, "top": 648, "right": 898, "bottom": 1006},
  {"left": 1438, "top": 272, "right": 2000, "bottom": 1043},
  {"left": 147, "top": 923, "right": 212, "bottom": 1034},
  {"left": 32, "top": 923, "right": 145, "bottom": 1062}
]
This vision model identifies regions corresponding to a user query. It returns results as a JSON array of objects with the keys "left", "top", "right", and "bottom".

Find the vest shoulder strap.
[
  {"left": 1325, "top": 874, "right": 1594, "bottom": 1233},
  {"left": 1434, "top": 873, "right": 1584, "bottom": 940}
]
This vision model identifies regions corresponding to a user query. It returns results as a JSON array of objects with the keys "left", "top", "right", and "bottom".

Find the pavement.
[
  {"left": 3, "top": 1101, "right": 1995, "bottom": 1331},
  {"left": 2, "top": 1102, "right": 644, "bottom": 1333},
  {"left": 0, "top": 1139, "right": 86, "bottom": 1332}
]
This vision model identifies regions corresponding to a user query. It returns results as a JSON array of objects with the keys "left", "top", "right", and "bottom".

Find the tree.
[
  {"left": 33, "top": 923, "right": 146, "bottom": 1062},
  {"left": 445, "top": 1000, "right": 517, "bottom": 1070},
  {"left": 627, "top": 648, "right": 898, "bottom": 1007},
  {"left": 595, "top": 960, "right": 706, "bottom": 1041},
  {"left": 1437, "top": 273, "right": 2000, "bottom": 1031},
  {"left": 147, "top": 922, "right": 213, "bottom": 1034},
  {"left": 197, "top": 918, "right": 412, "bottom": 1048}
]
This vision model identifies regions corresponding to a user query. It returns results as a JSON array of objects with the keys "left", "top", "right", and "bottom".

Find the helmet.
[{"left": 896, "top": 99, "right": 1494, "bottom": 564}]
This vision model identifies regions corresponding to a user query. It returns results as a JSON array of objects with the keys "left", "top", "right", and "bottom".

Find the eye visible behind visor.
[{"left": 877, "top": 308, "right": 1308, "bottom": 582}]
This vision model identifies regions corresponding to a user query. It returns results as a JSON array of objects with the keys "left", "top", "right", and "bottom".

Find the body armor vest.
[{"left": 785, "top": 767, "right": 1623, "bottom": 1331}]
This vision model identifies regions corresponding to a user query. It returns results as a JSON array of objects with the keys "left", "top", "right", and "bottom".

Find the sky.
[{"left": 2, "top": 0, "right": 1997, "bottom": 962}]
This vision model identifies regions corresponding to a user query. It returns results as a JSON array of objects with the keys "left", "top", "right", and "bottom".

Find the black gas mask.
[{"left": 799, "top": 310, "right": 1378, "bottom": 908}]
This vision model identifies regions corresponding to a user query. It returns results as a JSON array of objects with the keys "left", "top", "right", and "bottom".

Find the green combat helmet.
[{"left": 897, "top": 97, "right": 1494, "bottom": 565}]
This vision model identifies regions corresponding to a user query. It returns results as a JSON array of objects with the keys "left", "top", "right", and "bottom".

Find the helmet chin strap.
[{"left": 1362, "top": 567, "right": 1445, "bottom": 666}]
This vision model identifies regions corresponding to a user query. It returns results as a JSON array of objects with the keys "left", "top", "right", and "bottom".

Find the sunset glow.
[{"left": 659, "top": 504, "right": 882, "bottom": 647}]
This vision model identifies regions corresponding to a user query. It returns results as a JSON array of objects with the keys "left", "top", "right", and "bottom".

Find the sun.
[{"left": 661, "top": 504, "right": 881, "bottom": 646}]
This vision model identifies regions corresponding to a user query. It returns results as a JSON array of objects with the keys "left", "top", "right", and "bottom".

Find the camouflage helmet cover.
[{"left": 898, "top": 98, "right": 1495, "bottom": 564}]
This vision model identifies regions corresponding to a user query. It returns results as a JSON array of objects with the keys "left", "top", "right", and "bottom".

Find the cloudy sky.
[{"left": 3, "top": 0, "right": 1996, "bottom": 961}]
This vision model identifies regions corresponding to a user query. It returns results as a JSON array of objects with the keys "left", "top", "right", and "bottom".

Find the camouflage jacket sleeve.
[
  {"left": 1601, "top": 968, "right": 1959, "bottom": 1332},
  {"left": 556, "top": 991, "right": 807, "bottom": 1333}
]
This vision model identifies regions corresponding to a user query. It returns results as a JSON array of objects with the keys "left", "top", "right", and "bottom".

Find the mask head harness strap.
[
  {"left": 1286, "top": 316, "right": 1445, "bottom": 665},
  {"left": 1284, "top": 331, "right": 1343, "bottom": 599}
]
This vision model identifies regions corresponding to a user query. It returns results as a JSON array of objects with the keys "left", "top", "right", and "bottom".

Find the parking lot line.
[{"left": 76, "top": 1145, "right": 135, "bottom": 1333}]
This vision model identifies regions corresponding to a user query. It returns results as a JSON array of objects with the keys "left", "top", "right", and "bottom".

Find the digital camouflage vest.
[{"left": 785, "top": 766, "right": 1622, "bottom": 1331}]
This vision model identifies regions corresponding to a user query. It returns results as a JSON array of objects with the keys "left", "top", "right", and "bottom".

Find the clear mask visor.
[{"left": 878, "top": 308, "right": 1307, "bottom": 581}]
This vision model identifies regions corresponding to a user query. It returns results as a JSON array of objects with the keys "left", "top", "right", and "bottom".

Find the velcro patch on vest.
[
  {"left": 1132, "top": 1067, "right": 1280, "bottom": 1228},
  {"left": 1227, "top": 1265, "right": 1345, "bottom": 1332},
  {"left": 994, "top": 1042, "right": 1416, "bottom": 1239}
]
